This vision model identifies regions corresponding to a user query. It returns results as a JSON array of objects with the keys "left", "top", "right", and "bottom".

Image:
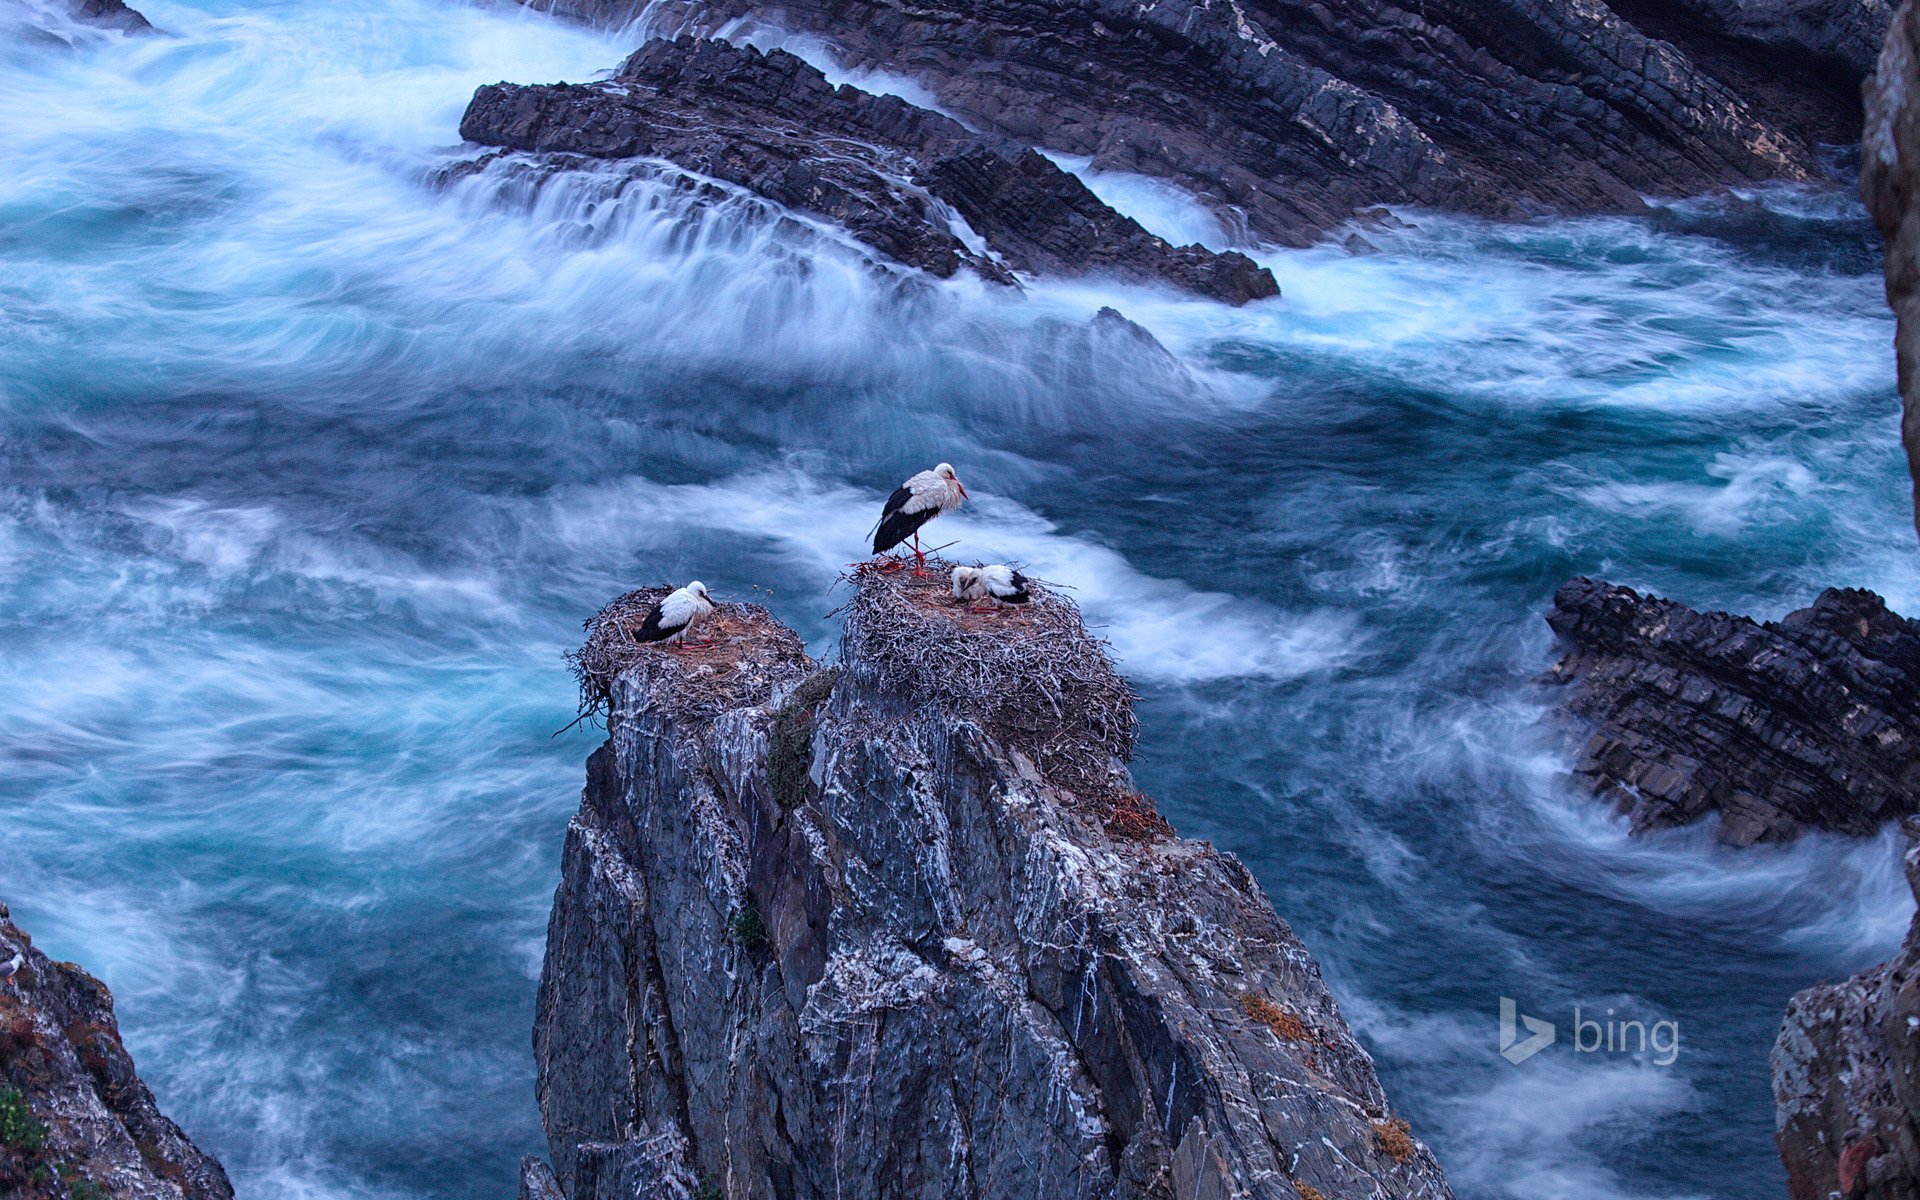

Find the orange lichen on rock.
[
  {"left": 1374, "top": 1117, "right": 1416, "bottom": 1163},
  {"left": 1241, "top": 992, "right": 1313, "bottom": 1042}
]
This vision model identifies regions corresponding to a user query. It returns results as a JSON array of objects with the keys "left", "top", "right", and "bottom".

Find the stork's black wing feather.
[
  {"left": 632, "top": 599, "right": 680, "bottom": 643},
  {"left": 873, "top": 504, "right": 937, "bottom": 555},
  {"left": 1003, "top": 571, "right": 1033, "bottom": 603},
  {"left": 880, "top": 484, "right": 913, "bottom": 519}
]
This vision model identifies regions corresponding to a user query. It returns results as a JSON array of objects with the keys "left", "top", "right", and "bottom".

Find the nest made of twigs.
[
  {"left": 840, "top": 557, "right": 1168, "bottom": 839},
  {"left": 568, "top": 586, "right": 810, "bottom": 725}
]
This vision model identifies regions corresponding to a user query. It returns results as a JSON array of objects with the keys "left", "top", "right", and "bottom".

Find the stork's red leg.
[{"left": 911, "top": 530, "right": 927, "bottom": 576}]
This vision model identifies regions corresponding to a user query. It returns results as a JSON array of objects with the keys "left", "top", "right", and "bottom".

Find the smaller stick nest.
[
  {"left": 841, "top": 558, "right": 1168, "bottom": 839},
  {"left": 569, "top": 587, "right": 810, "bottom": 724}
]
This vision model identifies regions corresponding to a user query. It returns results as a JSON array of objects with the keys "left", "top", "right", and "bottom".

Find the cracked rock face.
[
  {"left": 1544, "top": 577, "right": 1920, "bottom": 845},
  {"left": 1772, "top": 820, "right": 1920, "bottom": 1200},
  {"left": 522, "top": 0, "right": 1860, "bottom": 248},
  {"left": 457, "top": 37, "right": 1280, "bottom": 304},
  {"left": 530, "top": 577, "right": 1452, "bottom": 1199},
  {"left": 0, "top": 906, "right": 232, "bottom": 1200},
  {"left": 1866, "top": 0, "right": 1920, "bottom": 540}
]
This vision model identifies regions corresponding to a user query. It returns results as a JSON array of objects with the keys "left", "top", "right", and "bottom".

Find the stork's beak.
[{"left": 957, "top": 481, "right": 968, "bottom": 499}]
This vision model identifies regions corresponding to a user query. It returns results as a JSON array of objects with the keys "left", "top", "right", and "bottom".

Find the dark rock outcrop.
[
  {"left": 458, "top": 37, "right": 1278, "bottom": 303},
  {"left": 529, "top": 569, "right": 1451, "bottom": 1199},
  {"left": 69, "top": 0, "right": 152, "bottom": 32},
  {"left": 1865, "top": 0, "right": 1920, "bottom": 539},
  {"left": 1772, "top": 819, "right": 1920, "bottom": 1200},
  {"left": 0, "top": 905, "right": 232, "bottom": 1200},
  {"left": 523, "top": 0, "right": 1864, "bottom": 247},
  {"left": 1544, "top": 577, "right": 1920, "bottom": 845}
]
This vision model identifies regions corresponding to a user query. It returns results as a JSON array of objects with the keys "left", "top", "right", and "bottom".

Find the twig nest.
[
  {"left": 570, "top": 587, "right": 811, "bottom": 723},
  {"left": 840, "top": 557, "right": 1152, "bottom": 825}
]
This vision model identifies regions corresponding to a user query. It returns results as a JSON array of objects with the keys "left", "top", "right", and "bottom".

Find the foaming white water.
[
  {"left": 1346, "top": 997, "right": 1704, "bottom": 1200},
  {"left": 1041, "top": 152, "right": 1234, "bottom": 250}
]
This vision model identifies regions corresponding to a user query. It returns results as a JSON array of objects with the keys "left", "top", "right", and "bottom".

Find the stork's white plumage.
[
  {"left": 952, "top": 564, "right": 1032, "bottom": 610},
  {"left": 635, "top": 580, "right": 715, "bottom": 648},
  {"left": 0, "top": 951, "right": 21, "bottom": 981},
  {"left": 873, "top": 462, "right": 966, "bottom": 574}
]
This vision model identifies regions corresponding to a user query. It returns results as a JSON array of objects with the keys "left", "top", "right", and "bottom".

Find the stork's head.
[
  {"left": 935, "top": 462, "right": 967, "bottom": 499},
  {"left": 951, "top": 565, "right": 980, "bottom": 599},
  {"left": 687, "top": 581, "right": 709, "bottom": 599}
]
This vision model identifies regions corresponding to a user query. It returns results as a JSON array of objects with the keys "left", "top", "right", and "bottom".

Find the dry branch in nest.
[
  {"left": 839, "top": 557, "right": 1169, "bottom": 840},
  {"left": 568, "top": 586, "right": 811, "bottom": 725}
]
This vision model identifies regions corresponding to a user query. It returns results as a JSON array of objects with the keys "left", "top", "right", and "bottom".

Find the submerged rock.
[
  {"left": 1772, "top": 819, "right": 1920, "bottom": 1200},
  {"left": 521, "top": 0, "right": 1860, "bottom": 248},
  {"left": 458, "top": 37, "right": 1279, "bottom": 304},
  {"left": 1865, "top": 0, "right": 1920, "bottom": 540},
  {"left": 68, "top": 0, "right": 152, "bottom": 32},
  {"left": 0, "top": 905, "right": 231, "bottom": 1200},
  {"left": 529, "top": 565, "right": 1452, "bottom": 1199},
  {"left": 1544, "top": 577, "right": 1920, "bottom": 845}
]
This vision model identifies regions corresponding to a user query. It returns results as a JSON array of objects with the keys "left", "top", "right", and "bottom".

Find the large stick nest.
[
  {"left": 840, "top": 557, "right": 1168, "bottom": 839},
  {"left": 569, "top": 586, "right": 811, "bottom": 724}
]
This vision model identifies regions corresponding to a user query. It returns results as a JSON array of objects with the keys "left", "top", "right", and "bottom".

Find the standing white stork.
[
  {"left": 634, "top": 581, "right": 715, "bottom": 649},
  {"left": 872, "top": 462, "right": 967, "bottom": 574},
  {"left": 952, "top": 564, "right": 1032, "bottom": 611}
]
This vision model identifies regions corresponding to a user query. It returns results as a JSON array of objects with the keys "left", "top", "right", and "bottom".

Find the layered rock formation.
[
  {"left": 522, "top": 0, "right": 1868, "bottom": 247},
  {"left": 458, "top": 37, "right": 1278, "bottom": 303},
  {"left": 0, "top": 905, "right": 232, "bottom": 1200},
  {"left": 1544, "top": 577, "right": 1920, "bottom": 845},
  {"left": 1772, "top": 819, "right": 1920, "bottom": 1200},
  {"left": 1865, "top": 0, "right": 1920, "bottom": 538},
  {"left": 530, "top": 568, "right": 1451, "bottom": 1199}
]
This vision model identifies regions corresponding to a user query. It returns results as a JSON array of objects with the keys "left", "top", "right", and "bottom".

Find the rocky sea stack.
[
  {"left": 526, "top": 563, "right": 1451, "bottom": 1200},
  {"left": 0, "top": 907, "right": 231, "bottom": 1200},
  {"left": 1544, "top": 577, "right": 1920, "bottom": 845}
]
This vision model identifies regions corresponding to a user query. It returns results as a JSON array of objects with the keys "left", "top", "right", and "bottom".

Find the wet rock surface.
[
  {"left": 458, "top": 37, "right": 1279, "bottom": 303},
  {"left": 1772, "top": 820, "right": 1920, "bottom": 1200},
  {"left": 528, "top": 572, "right": 1452, "bottom": 1199},
  {"left": 0, "top": 905, "right": 231, "bottom": 1200},
  {"left": 69, "top": 0, "right": 152, "bottom": 32},
  {"left": 1544, "top": 577, "right": 1920, "bottom": 845},
  {"left": 524, "top": 0, "right": 1862, "bottom": 247},
  {"left": 1865, "top": 0, "right": 1920, "bottom": 538}
]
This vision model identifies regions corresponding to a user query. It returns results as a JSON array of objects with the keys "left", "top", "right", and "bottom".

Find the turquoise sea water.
[{"left": 2, "top": 3, "right": 1914, "bottom": 1197}]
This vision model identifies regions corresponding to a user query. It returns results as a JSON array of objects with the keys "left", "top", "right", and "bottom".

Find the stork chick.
[
  {"left": 635, "top": 581, "right": 715, "bottom": 649},
  {"left": 952, "top": 564, "right": 1032, "bottom": 612},
  {"left": 872, "top": 462, "right": 966, "bottom": 575}
]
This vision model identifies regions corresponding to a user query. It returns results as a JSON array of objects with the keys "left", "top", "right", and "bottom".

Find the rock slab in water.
[
  {"left": 527, "top": 570, "right": 1452, "bottom": 1199},
  {"left": 458, "top": 37, "right": 1279, "bottom": 304},
  {"left": 1865, "top": 0, "right": 1920, "bottom": 539},
  {"left": 526, "top": 0, "right": 1862, "bottom": 247},
  {"left": 1545, "top": 577, "right": 1920, "bottom": 845},
  {"left": 1772, "top": 819, "right": 1920, "bottom": 1200},
  {"left": 0, "top": 905, "right": 232, "bottom": 1200},
  {"left": 69, "top": 0, "right": 152, "bottom": 31}
]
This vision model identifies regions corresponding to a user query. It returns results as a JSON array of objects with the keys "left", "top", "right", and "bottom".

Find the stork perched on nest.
[
  {"left": 952, "top": 564, "right": 1032, "bottom": 612},
  {"left": 634, "top": 581, "right": 715, "bottom": 649},
  {"left": 872, "top": 462, "right": 966, "bottom": 575}
]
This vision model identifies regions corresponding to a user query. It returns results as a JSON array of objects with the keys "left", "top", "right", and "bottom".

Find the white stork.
[
  {"left": 872, "top": 462, "right": 967, "bottom": 574},
  {"left": 634, "top": 581, "right": 715, "bottom": 649},
  {"left": 0, "top": 950, "right": 21, "bottom": 982},
  {"left": 952, "top": 564, "right": 1032, "bottom": 611}
]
